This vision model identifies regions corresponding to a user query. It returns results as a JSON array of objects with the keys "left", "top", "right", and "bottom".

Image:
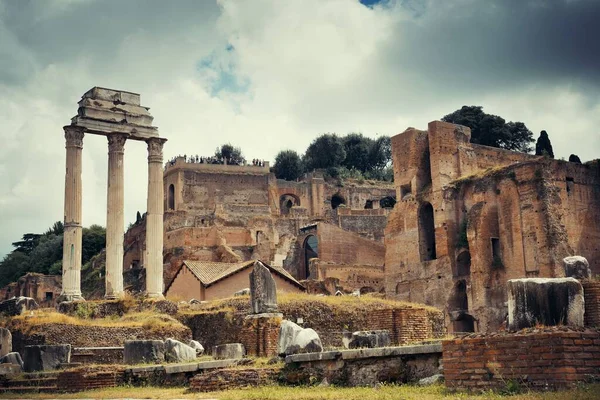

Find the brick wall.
[
  {"left": 583, "top": 281, "right": 600, "bottom": 327},
  {"left": 189, "top": 367, "right": 279, "bottom": 392},
  {"left": 443, "top": 329, "right": 600, "bottom": 391},
  {"left": 240, "top": 315, "right": 282, "bottom": 357},
  {"left": 57, "top": 368, "right": 125, "bottom": 392}
]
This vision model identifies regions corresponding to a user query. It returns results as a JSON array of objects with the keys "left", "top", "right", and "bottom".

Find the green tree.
[
  {"left": 11, "top": 233, "right": 41, "bottom": 255},
  {"left": 342, "top": 133, "right": 372, "bottom": 173},
  {"left": 82, "top": 225, "right": 106, "bottom": 265},
  {"left": 215, "top": 143, "right": 245, "bottom": 165},
  {"left": 442, "top": 106, "right": 534, "bottom": 152},
  {"left": 273, "top": 150, "right": 304, "bottom": 181},
  {"left": 303, "top": 134, "right": 346, "bottom": 171},
  {"left": 535, "top": 130, "right": 554, "bottom": 158}
]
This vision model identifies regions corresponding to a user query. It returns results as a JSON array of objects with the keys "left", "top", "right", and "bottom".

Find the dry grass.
[{"left": 2, "top": 384, "right": 598, "bottom": 400}]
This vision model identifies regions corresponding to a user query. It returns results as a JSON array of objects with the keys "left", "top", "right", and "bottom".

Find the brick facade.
[
  {"left": 583, "top": 281, "right": 600, "bottom": 327},
  {"left": 57, "top": 368, "right": 125, "bottom": 392},
  {"left": 443, "top": 329, "right": 600, "bottom": 391},
  {"left": 240, "top": 315, "right": 282, "bottom": 357}
]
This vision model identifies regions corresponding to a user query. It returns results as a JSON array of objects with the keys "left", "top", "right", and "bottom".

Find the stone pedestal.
[
  {"left": 105, "top": 134, "right": 127, "bottom": 299},
  {"left": 61, "top": 126, "right": 85, "bottom": 301},
  {"left": 240, "top": 313, "right": 282, "bottom": 357},
  {"left": 145, "top": 138, "right": 166, "bottom": 298}
]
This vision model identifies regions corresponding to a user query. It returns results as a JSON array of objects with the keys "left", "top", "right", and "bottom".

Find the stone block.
[
  {"left": 123, "top": 340, "right": 165, "bottom": 365},
  {"left": 342, "top": 330, "right": 391, "bottom": 349},
  {"left": 0, "top": 328, "right": 11, "bottom": 357},
  {"left": 507, "top": 278, "right": 584, "bottom": 331},
  {"left": 212, "top": 343, "right": 245, "bottom": 360},
  {"left": 278, "top": 320, "right": 323, "bottom": 356},
  {"left": 0, "top": 364, "right": 21, "bottom": 375},
  {"left": 0, "top": 352, "right": 23, "bottom": 370},
  {"left": 563, "top": 256, "right": 591, "bottom": 280},
  {"left": 23, "top": 344, "right": 71, "bottom": 372},
  {"left": 189, "top": 340, "right": 204, "bottom": 355},
  {"left": 250, "top": 261, "right": 278, "bottom": 314},
  {"left": 165, "top": 338, "right": 196, "bottom": 363}
]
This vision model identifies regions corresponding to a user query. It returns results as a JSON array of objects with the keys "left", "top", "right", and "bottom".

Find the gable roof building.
[{"left": 165, "top": 260, "right": 305, "bottom": 301}]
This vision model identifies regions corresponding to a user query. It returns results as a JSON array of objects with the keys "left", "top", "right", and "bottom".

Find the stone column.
[
  {"left": 145, "top": 138, "right": 166, "bottom": 298},
  {"left": 105, "top": 134, "right": 128, "bottom": 299},
  {"left": 61, "top": 126, "right": 85, "bottom": 301}
]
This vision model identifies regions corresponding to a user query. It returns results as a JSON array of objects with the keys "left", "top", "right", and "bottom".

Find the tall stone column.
[
  {"left": 145, "top": 138, "right": 166, "bottom": 298},
  {"left": 61, "top": 126, "right": 85, "bottom": 301},
  {"left": 105, "top": 134, "right": 127, "bottom": 299}
]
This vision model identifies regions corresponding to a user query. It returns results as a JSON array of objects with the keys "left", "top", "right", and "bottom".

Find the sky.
[{"left": 0, "top": 0, "right": 599, "bottom": 258}]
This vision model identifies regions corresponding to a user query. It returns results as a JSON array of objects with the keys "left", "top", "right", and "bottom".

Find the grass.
[{"left": 1, "top": 383, "right": 598, "bottom": 400}]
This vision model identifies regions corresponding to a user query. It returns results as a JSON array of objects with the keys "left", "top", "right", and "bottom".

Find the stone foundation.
[
  {"left": 443, "top": 329, "right": 600, "bottom": 391},
  {"left": 57, "top": 368, "right": 125, "bottom": 392},
  {"left": 240, "top": 314, "right": 282, "bottom": 357},
  {"left": 189, "top": 367, "right": 280, "bottom": 392}
]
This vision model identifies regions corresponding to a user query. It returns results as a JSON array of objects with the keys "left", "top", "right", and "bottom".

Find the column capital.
[
  {"left": 147, "top": 137, "right": 167, "bottom": 163},
  {"left": 107, "top": 133, "right": 128, "bottom": 154},
  {"left": 64, "top": 125, "right": 85, "bottom": 148}
]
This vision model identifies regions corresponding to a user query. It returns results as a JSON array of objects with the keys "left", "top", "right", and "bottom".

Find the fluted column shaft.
[
  {"left": 62, "top": 126, "right": 85, "bottom": 301},
  {"left": 105, "top": 134, "right": 127, "bottom": 299},
  {"left": 145, "top": 138, "right": 166, "bottom": 298}
]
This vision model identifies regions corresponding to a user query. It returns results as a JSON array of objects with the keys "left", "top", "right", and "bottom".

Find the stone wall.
[
  {"left": 443, "top": 329, "right": 600, "bottom": 391},
  {"left": 583, "top": 280, "right": 600, "bottom": 327},
  {"left": 189, "top": 367, "right": 279, "bottom": 392}
]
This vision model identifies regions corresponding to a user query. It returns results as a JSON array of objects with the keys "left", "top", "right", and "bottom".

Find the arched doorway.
[
  {"left": 279, "top": 194, "right": 300, "bottom": 216},
  {"left": 168, "top": 184, "right": 175, "bottom": 210},
  {"left": 418, "top": 202, "right": 436, "bottom": 261},
  {"left": 303, "top": 235, "right": 318, "bottom": 279},
  {"left": 380, "top": 196, "right": 396, "bottom": 209},
  {"left": 331, "top": 193, "right": 346, "bottom": 209}
]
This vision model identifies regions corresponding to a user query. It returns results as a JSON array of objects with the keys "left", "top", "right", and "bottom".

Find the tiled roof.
[{"left": 181, "top": 260, "right": 304, "bottom": 289}]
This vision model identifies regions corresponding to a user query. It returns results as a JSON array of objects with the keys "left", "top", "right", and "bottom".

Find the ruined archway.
[
  {"left": 449, "top": 280, "right": 468, "bottom": 312},
  {"left": 168, "top": 184, "right": 175, "bottom": 211},
  {"left": 456, "top": 250, "right": 471, "bottom": 277},
  {"left": 380, "top": 196, "right": 396, "bottom": 209},
  {"left": 279, "top": 194, "right": 300, "bottom": 216},
  {"left": 303, "top": 235, "right": 318, "bottom": 279},
  {"left": 418, "top": 202, "right": 436, "bottom": 261},
  {"left": 331, "top": 193, "right": 346, "bottom": 210}
]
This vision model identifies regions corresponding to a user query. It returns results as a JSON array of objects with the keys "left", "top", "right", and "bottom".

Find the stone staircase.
[{"left": 0, "top": 373, "right": 59, "bottom": 393}]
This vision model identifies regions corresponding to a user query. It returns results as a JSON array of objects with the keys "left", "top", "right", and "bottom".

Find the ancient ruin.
[{"left": 61, "top": 87, "right": 167, "bottom": 300}]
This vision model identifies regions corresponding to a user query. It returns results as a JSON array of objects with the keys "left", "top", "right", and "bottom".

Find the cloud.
[{"left": 0, "top": 0, "right": 598, "bottom": 258}]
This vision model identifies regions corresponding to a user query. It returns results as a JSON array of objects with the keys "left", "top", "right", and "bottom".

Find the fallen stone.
[
  {"left": 212, "top": 343, "right": 245, "bottom": 360},
  {"left": 0, "top": 328, "right": 11, "bottom": 357},
  {"left": 507, "top": 278, "right": 584, "bottom": 331},
  {"left": 563, "top": 256, "right": 591, "bottom": 280},
  {"left": 0, "top": 297, "right": 39, "bottom": 316},
  {"left": 0, "top": 352, "right": 23, "bottom": 370},
  {"left": 0, "top": 364, "right": 21, "bottom": 375},
  {"left": 123, "top": 340, "right": 165, "bottom": 365},
  {"left": 342, "top": 330, "right": 391, "bottom": 349},
  {"left": 165, "top": 338, "right": 197, "bottom": 363},
  {"left": 234, "top": 288, "right": 250, "bottom": 296},
  {"left": 278, "top": 320, "right": 323, "bottom": 356},
  {"left": 249, "top": 261, "right": 278, "bottom": 314},
  {"left": 418, "top": 374, "right": 444, "bottom": 386},
  {"left": 23, "top": 344, "right": 71, "bottom": 372},
  {"left": 189, "top": 340, "right": 204, "bottom": 355}
]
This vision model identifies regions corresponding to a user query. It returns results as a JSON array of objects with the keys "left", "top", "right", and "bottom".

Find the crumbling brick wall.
[{"left": 443, "top": 329, "right": 600, "bottom": 391}]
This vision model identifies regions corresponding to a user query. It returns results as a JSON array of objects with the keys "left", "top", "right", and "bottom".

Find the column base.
[
  {"left": 104, "top": 293, "right": 124, "bottom": 300},
  {"left": 57, "top": 294, "right": 85, "bottom": 303},
  {"left": 145, "top": 292, "right": 165, "bottom": 300}
]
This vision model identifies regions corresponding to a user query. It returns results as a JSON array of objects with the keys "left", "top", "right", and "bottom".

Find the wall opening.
[
  {"left": 303, "top": 235, "right": 318, "bottom": 279},
  {"left": 566, "top": 177, "right": 574, "bottom": 195},
  {"left": 453, "top": 313, "right": 475, "bottom": 333},
  {"left": 418, "top": 202, "right": 436, "bottom": 261},
  {"left": 331, "top": 193, "right": 346, "bottom": 209},
  {"left": 380, "top": 196, "right": 396, "bottom": 209},
  {"left": 450, "top": 280, "right": 468, "bottom": 312},
  {"left": 491, "top": 238, "right": 502, "bottom": 268},
  {"left": 400, "top": 183, "right": 412, "bottom": 199},
  {"left": 364, "top": 200, "right": 373, "bottom": 209},
  {"left": 168, "top": 184, "right": 175, "bottom": 210},
  {"left": 279, "top": 194, "right": 300, "bottom": 216},
  {"left": 45, "top": 292, "right": 53, "bottom": 302},
  {"left": 456, "top": 250, "right": 471, "bottom": 277}
]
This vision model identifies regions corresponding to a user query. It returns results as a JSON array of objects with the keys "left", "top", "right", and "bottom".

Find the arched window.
[
  {"left": 380, "top": 196, "right": 396, "bottom": 209},
  {"left": 331, "top": 193, "right": 346, "bottom": 209},
  {"left": 168, "top": 184, "right": 175, "bottom": 210},
  {"left": 279, "top": 194, "right": 300, "bottom": 216},
  {"left": 418, "top": 202, "right": 436, "bottom": 261},
  {"left": 303, "top": 235, "right": 318, "bottom": 279}
]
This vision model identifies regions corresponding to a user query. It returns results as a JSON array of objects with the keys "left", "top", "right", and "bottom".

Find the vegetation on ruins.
[
  {"left": 273, "top": 149, "right": 304, "bottom": 181},
  {"left": 442, "top": 106, "right": 534, "bottom": 152},
  {"left": 0, "top": 222, "right": 106, "bottom": 286},
  {"left": 534, "top": 130, "right": 554, "bottom": 158}
]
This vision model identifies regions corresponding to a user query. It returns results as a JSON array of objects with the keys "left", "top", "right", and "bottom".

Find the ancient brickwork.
[
  {"left": 583, "top": 280, "right": 600, "bottom": 327},
  {"left": 443, "top": 329, "right": 600, "bottom": 391},
  {"left": 386, "top": 120, "right": 600, "bottom": 333},
  {"left": 57, "top": 368, "right": 125, "bottom": 392},
  {"left": 189, "top": 367, "right": 279, "bottom": 392},
  {"left": 0, "top": 273, "right": 61, "bottom": 307},
  {"left": 239, "top": 315, "right": 282, "bottom": 357}
]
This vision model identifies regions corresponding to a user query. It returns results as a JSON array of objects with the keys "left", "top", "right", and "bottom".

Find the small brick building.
[{"left": 165, "top": 260, "right": 305, "bottom": 301}]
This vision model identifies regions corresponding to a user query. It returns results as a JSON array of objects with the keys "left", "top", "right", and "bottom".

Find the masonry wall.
[
  {"left": 317, "top": 223, "right": 385, "bottom": 267},
  {"left": 443, "top": 329, "right": 600, "bottom": 391}
]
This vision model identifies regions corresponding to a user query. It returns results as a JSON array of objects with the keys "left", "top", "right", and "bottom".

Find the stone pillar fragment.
[
  {"left": 105, "top": 134, "right": 127, "bottom": 299},
  {"left": 145, "top": 138, "right": 166, "bottom": 298},
  {"left": 61, "top": 126, "right": 85, "bottom": 301}
]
